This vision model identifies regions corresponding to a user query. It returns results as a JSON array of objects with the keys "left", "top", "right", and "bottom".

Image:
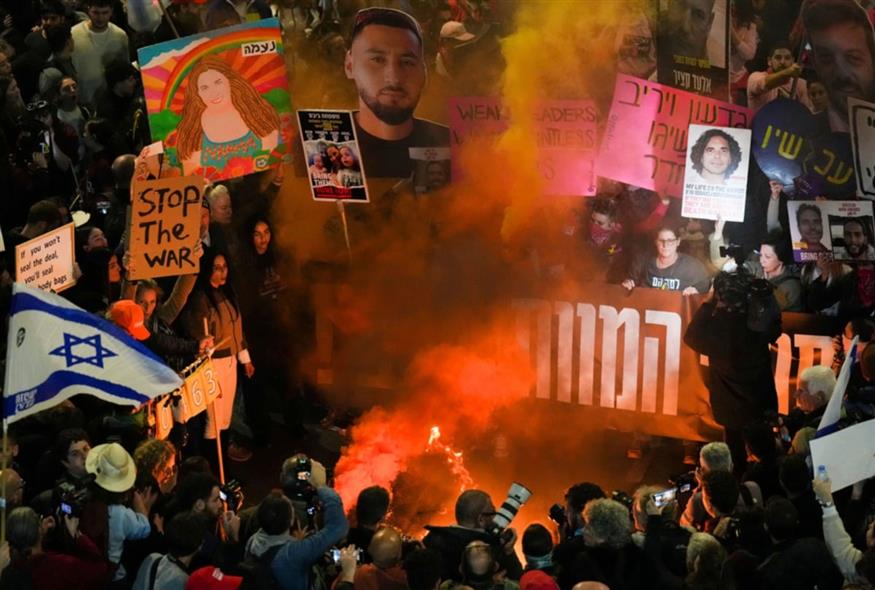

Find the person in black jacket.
[
  {"left": 423, "top": 489, "right": 523, "bottom": 583},
  {"left": 684, "top": 271, "right": 782, "bottom": 474}
]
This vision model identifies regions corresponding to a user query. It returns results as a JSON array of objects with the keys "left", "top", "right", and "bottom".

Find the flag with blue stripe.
[
  {"left": 816, "top": 336, "right": 858, "bottom": 438},
  {"left": 3, "top": 284, "right": 183, "bottom": 424}
]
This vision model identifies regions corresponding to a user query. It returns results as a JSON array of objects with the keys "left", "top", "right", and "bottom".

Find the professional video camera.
[
  {"left": 282, "top": 454, "right": 322, "bottom": 527},
  {"left": 220, "top": 479, "right": 244, "bottom": 512},
  {"left": 719, "top": 243, "right": 746, "bottom": 266},
  {"left": 487, "top": 482, "right": 532, "bottom": 543}
]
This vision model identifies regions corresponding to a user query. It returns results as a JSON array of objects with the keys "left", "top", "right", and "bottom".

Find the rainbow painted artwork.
[{"left": 137, "top": 18, "right": 294, "bottom": 181}]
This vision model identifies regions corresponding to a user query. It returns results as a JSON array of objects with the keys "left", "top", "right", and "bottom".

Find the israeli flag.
[
  {"left": 3, "top": 284, "right": 183, "bottom": 424},
  {"left": 817, "top": 336, "right": 858, "bottom": 438}
]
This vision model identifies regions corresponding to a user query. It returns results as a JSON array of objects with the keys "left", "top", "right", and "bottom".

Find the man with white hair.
[
  {"left": 207, "top": 185, "right": 233, "bottom": 227},
  {"left": 680, "top": 442, "right": 762, "bottom": 530},
  {"left": 792, "top": 365, "right": 836, "bottom": 428}
]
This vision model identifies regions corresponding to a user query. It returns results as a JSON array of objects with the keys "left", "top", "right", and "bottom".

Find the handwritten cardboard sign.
[
  {"left": 850, "top": 97, "right": 875, "bottom": 199},
  {"left": 596, "top": 74, "right": 752, "bottom": 198},
  {"left": 449, "top": 97, "right": 597, "bottom": 196},
  {"left": 129, "top": 176, "right": 205, "bottom": 280},
  {"left": 15, "top": 223, "right": 76, "bottom": 292},
  {"left": 681, "top": 124, "right": 751, "bottom": 222}
]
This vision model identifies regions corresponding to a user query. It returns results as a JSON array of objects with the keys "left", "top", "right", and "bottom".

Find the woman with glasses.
[{"left": 622, "top": 224, "right": 711, "bottom": 295}]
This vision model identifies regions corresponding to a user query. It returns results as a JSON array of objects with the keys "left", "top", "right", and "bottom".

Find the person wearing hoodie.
[{"left": 133, "top": 511, "right": 207, "bottom": 590}]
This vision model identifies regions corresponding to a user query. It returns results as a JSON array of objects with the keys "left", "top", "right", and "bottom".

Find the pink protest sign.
[
  {"left": 596, "top": 74, "right": 752, "bottom": 198},
  {"left": 449, "top": 97, "right": 598, "bottom": 196}
]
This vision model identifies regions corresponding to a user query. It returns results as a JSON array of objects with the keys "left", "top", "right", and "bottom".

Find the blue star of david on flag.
[{"left": 49, "top": 333, "right": 117, "bottom": 368}]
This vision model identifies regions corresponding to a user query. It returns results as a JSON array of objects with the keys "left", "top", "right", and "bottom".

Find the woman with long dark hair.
[{"left": 183, "top": 249, "right": 254, "bottom": 453}]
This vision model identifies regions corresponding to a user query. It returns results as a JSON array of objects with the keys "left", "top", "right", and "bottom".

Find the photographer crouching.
[{"left": 684, "top": 271, "right": 782, "bottom": 475}]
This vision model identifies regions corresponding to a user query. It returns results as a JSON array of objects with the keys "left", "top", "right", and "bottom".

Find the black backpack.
[{"left": 238, "top": 545, "right": 284, "bottom": 590}]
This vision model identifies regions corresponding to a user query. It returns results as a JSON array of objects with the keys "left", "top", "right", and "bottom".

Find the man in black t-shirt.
[{"left": 345, "top": 7, "right": 449, "bottom": 178}]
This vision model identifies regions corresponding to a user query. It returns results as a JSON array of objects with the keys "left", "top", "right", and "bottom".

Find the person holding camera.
[
  {"left": 174, "top": 472, "right": 243, "bottom": 573},
  {"left": 271, "top": 457, "right": 349, "bottom": 590},
  {"left": 329, "top": 528, "right": 407, "bottom": 590},
  {"left": 424, "top": 489, "right": 523, "bottom": 583},
  {"left": 0, "top": 505, "right": 111, "bottom": 590},
  {"left": 684, "top": 271, "right": 782, "bottom": 473}
]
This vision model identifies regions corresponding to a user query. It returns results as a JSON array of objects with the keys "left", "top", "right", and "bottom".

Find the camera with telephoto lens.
[
  {"left": 487, "top": 482, "right": 532, "bottom": 542},
  {"left": 548, "top": 503, "right": 567, "bottom": 527},
  {"left": 719, "top": 243, "right": 746, "bottom": 265},
  {"left": 283, "top": 455, "right": 316, "bottom": 502},
  {"left": 219, "top": 479, "right": 244, "bottom": 512}
]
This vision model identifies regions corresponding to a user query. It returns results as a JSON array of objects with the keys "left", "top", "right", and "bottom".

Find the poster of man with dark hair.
[
  {"left": 830, "top": 213, "right": 875, "bottom": 262},
  {"left": 657, "top": 0, "right": 729, "bottom": 100},
  {"left": 681, "top": 124, "right": 751, "bottom": 221}
]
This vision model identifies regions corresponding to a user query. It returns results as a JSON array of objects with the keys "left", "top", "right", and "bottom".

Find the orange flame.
[{"left": 425, "top": 425, "right": 475, "bottom": 492}]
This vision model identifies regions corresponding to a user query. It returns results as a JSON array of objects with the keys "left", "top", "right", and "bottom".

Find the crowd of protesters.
[{"left": 1, "top": 0, "right": 875, "bottom": 589}]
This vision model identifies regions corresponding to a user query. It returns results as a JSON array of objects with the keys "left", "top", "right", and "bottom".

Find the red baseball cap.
[
  {"left": 186, "top": 567, "right": 243, "bottom": 590},
  {"left": 109, "top": 300, "right": 150, "bottom": 341}
]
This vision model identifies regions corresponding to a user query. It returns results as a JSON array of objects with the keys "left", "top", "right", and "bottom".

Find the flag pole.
[
  {"left": 203, "top": 317, "right": 225, "bottom": 485},
  {"left": 336, "top": 201, "right": 352, "bottom": 262}
]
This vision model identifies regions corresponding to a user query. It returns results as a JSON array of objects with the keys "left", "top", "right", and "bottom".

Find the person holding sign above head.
[
  {"left": 176, "top": 55, "right": 280, "bottom": 175},
  {"left": 688, "top": 129, "right": 743, "bottom": 185},
  {"left": 345, "top": 7, "right": 450, "bottom": 178},
  {"left": 622, "top": 224, "right": 711, "bottom": 296}
]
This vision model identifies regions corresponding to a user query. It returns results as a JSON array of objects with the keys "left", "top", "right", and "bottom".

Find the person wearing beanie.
[{"left": 522, "top": 524, "right": 554, "bottom": 575}]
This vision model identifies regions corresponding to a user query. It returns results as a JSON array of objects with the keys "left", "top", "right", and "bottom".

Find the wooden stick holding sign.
[
  {"left": 202, "top": 317, "right": 226, "bottom": 485},
  {"left": 129, "top": 176, "right": 205, "bottom": 281}
]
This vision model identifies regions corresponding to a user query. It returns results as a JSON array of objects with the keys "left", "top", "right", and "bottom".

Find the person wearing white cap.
[
  {"left": 436, "top": 21, "right": 475, "bottom": 78},
  {"left": 85, "top": 442, "right": 155, "bottom": 584}
]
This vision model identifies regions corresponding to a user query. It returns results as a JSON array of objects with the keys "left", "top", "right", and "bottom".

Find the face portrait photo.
[
  {"left": 831, "top": 215, "right": 875, "bottom": 261},
  {"left": 344, "top": 8, "right": 450, "bottom": 178},
  {"left": 801, "top": 0, "right": 875, "bottom": 128},
  {"left": 689, "top": 129, "right": 743, "bottom": 185},
  {"left": 662, "top": 0, "right": 717, "bottom": 60},
  {"left": 797, "top": 204, "right": 826, "bottom": 249}
]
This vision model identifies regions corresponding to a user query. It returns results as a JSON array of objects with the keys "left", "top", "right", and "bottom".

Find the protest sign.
[
  {"left": 787, "top": 200, "right": 875, "bottom": 262},
  {"left": 449, "top": 97, "right": 597, "bottom": 195},
  {"left": 810, "top": 419, "right": 875, "bottom": 492},
  {"left": 134, "top": 141, "right": 164, "bottom": 182},
  {"left": 153, "top": 398, "right": 174, "bottom": 440},
  {"left": 138, "top": 18, "right": 294, "bottom": 181},
  {"left": 597, "top": 75, "right": 752, "bottom": 198},
  {"left": 797, "top": 132, "right": 856, "bottom": 199},
  {"left": 410, "top": 147, "right": 451, "bottom": 194},
  {"left": 448, "top": 97, "right": 509, "bottom": 182},
  {"left": 129, "top": 176, "right": 205, "bottom": 280},
  {"left": 297, "top": 110, "right": 369, "bottom": 203},
  {"left": 15, "top": 223, "right": 75, "bottom": 292},
  {"left": 849, "top": 97, "right": 875, "bottom": 198},
  {"left": 752, "top": 98, "right": 819, "bottom": 192},
  {"left": 681, "top": 125, "right": 751, "bottom": 221},
  {"left": 657, "top": 0, "right": 729, "bottom": 100}
]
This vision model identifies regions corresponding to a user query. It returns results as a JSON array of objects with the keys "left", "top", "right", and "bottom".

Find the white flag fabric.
[
  {"left": 817, "top": 335, "right": 858, "bottom": 437},
  {"left": 3, "top": 283, "right": 183, "bottom": 424}
]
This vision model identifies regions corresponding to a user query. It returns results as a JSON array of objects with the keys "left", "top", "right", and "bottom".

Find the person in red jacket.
[{"left": 0, "top": 506, "right": 112, "bottom": 590}]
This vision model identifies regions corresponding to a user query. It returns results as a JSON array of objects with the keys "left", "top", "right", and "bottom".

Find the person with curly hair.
[
  {"left": 133, "top": 439, "right": 178, "bottom": 495},
  {"left": 176, "top": 55, "right": 279, "bottom": 174},
  {"left": 689, "top": 129, "right": 743, "bottom": 185}
]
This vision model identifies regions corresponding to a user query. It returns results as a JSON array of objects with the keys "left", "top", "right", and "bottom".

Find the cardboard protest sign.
[
  {"left": 449, "top": 97, "right": 598, "bottom": 195},
  {"left": 657, "top": 0, "right": 729, "bottom": 100},
  {"left": 410, "top": 147, "right": 451, "bottom": 194},
  {"left": 153, "top": 398, "right": 174, "bottom": 440},
  {"left": 681, "top": 125, "right": 751, "bottom": 221},
  {"left": 15, "top": 223, "right": 76, "bottom": 292},
  {"left": 297, "top": 110, "right": 369, "bottom": 203},
  {"left": 810, "top": 419, "right": 875, "bottom": 492},
  {"left": 129, "top": 176, "right": 205, "bottom": 280},
  {"left": 752, "top": 97, "right": 819, "bottom": 191},
  {"left": 138, "top": 18, "right": 294, "bottom": 181},
  {"left": 597, "top": 75, "right": 752, "bottom": 198},
  {"left": 787, "top": 200, "right": 875, "bottom": 262},
  {"left": 849, "top": 97, "right": 875, "bottom": 198}
]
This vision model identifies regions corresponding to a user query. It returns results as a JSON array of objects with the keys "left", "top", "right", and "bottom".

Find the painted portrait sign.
[{"left": 138, "top": 18, "right": 294, "bottom": 181}]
